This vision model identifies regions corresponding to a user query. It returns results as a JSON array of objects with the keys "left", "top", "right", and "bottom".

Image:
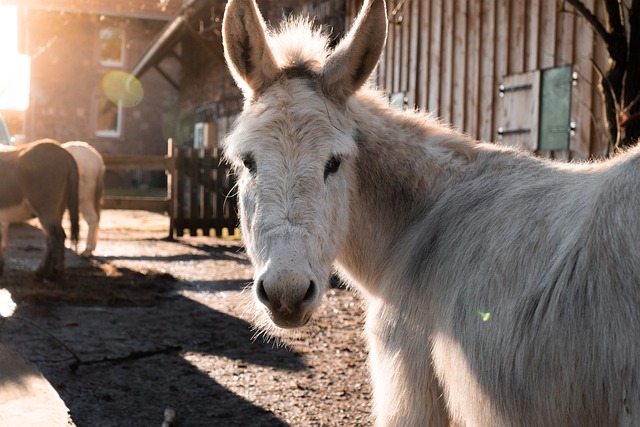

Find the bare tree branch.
[
  {"left": 569, "top": 0, "right": 640, "bottom": 149},
  {"left": 561, "top": 0, "right": 611, "bottom": 42},
  {"left": 603, "top": 0, "right": 626, "bottom": 36},
  {"left": 590, "top": 57, "right": 620, "bottom": 107},
  {"left": 590, "top": 57, "right": 620, "bottom": 148},
  {"left": 628, "top": 0, "right": 640, "bottom": 60}
]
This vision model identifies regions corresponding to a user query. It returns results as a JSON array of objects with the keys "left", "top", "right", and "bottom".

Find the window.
[
  {"left": 98, "top": 27, "right": 125, "bottom": 67},
  {"left": 497, "top": 66, "right": 575, "bottom": 152},
  {"left": 95, "top": 96, "right": 122, "bottom": 137}
]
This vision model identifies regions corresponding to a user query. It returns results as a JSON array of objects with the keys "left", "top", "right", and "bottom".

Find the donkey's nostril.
[
  {"left": 256, "top": 280, "right": 270, "bottom": 305},
  {"left": 255, "top": 273, "right": 318, "bottom": 314},
  {"left": 302, "top": 280, "right": 317, "bottom": 305}
]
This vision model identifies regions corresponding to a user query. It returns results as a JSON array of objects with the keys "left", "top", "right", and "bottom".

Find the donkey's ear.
[
  {"left": 319, "top": 0, "right": 387, "bottom": 104},
  {"left": 222, "top": 0, "right": 279, "bottom": 97}
]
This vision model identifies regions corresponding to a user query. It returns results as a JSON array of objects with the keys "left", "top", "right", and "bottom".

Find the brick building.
[{"left": 6, "top": 0, "right": 183, "bottom": 186}]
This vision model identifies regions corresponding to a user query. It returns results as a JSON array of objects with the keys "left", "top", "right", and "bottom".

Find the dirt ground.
[{"left": 0, "top": 210, "right": 372, "bottom": 427}]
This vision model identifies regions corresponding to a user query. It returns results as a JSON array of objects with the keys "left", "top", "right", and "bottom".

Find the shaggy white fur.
[{"left": 222, "top": 0, "right": 640, "bottom": 425}]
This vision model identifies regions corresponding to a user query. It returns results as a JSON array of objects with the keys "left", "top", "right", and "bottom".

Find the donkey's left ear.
[
  {"left": 319, "top": 0, "right": 387, "bottom": 104},
  {"left": 222, "top": 0, "right": 279, "bottom": 98}
]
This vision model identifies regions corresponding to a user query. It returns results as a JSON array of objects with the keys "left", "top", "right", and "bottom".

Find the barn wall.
[{"left": 346, "top": 0, "right": 610, "bottom": 160}]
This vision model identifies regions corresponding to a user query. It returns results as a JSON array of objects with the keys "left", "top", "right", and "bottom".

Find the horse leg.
[
  {"left": 0, "top": 222, "right": 6, "bottom": 276},
  {"left": 367, "top": 303, "right": 450, "bottom": 426},
  {"left": 36, "top": 219, "right": 66, "bottom": 280},
  {"left": 80, "top": 204, "right": 99, "bottom": 258},
  {"left": 1, "top": 222, "right": 7, "bottom": 253}
]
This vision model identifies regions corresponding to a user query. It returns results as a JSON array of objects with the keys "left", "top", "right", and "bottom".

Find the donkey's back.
[{"left": 403, "top": 145, "right": 640, "bottom": 426}]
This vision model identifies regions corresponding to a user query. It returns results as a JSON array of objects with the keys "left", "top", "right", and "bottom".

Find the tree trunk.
[
  {"left": 619, "top": 0, "right": 640, "bottom": 149},
  {"left": 562, "top": 0, "right": 640, "bottom": 153}
]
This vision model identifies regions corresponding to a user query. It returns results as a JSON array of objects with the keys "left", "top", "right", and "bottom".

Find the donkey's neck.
[{"left": 335, "top": 91, "right": 476, "bottom": 295}]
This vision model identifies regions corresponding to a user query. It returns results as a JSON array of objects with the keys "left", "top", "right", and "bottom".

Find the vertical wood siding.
[{"left": 346, "top": 0, "right": 609, "bottom": 159}]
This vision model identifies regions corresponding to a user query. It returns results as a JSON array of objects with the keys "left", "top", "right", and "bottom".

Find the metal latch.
[
  {"left": 498, "top": 83, "right": 533, "bottom": 97},
  {"left": 497, "top": 127, "right": 532, "bottom": 137}
]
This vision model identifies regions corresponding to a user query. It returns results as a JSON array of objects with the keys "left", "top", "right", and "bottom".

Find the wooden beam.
[
  {"left": 103, "top": 196, "right": 170, "bottom": 212},
  {"left": 102, "top": 154, "right": 174, "bottom": 172},
  {"left": 154, "top": 64, "right": 180, "bottom": 90}
]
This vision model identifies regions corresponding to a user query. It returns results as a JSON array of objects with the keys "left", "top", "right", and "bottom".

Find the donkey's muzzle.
[{"left": 255, "top": 268, "right": 319, "bottom": 329}]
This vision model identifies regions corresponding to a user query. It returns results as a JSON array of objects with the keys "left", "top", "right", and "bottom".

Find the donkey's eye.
[
  {"left": 241, "top": 154, "right": 256, "bottom": 174},
  {"left": 324, "top": 155, "right": 342, "bottom": 180}
]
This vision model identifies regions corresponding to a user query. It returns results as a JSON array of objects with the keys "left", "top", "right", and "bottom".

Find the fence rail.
[
  {"left": 101, "top": 145, "right": 237, "bottom": 238},
  {"left": 102, "top": 153, "right": 172, "bottom": 213},
  {"left": 172, "top": 147, "right": 238, "bottom": 237}
]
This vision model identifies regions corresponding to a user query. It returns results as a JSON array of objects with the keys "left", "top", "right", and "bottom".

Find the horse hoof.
[
  {"left": 80, "top": 250, "right": 93, "bottom": 259},
  {"left": 35, "top": 269, "right": 61, "bottom": 282}
]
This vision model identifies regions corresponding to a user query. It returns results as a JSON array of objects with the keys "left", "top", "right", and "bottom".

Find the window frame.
[
  {"left": 98, "top": 26, "right": 126, "bottom": 68},
  {"left": 94, "top": 94, "right": 123, "bottom": 138}
]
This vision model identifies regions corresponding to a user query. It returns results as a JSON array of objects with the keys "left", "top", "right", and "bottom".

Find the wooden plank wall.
[{"left": 345, "top": 0, "right": 610, "bottom": 160}]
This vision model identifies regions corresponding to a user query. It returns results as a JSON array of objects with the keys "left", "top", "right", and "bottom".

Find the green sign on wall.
[{"left": 539, "top": 65, "right": 573, "bottom": 151}]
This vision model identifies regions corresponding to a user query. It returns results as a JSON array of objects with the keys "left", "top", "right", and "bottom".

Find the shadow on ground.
[
  {"left": 94, "top": 238, "right": 251, "bottom": 265},
  {"left": 1, "top": 240, "right": 303, "bottom": 426}
]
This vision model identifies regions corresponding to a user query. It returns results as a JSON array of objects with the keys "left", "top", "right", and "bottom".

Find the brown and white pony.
[
  {"left": 0, "top": 139, "right": 79, "bottom": 279},
  {"left": 61, "top": 141, "right": 105, "bottom": 257},
  {"left": 222, "top": 0, "right": 640, "bottom": 425}
]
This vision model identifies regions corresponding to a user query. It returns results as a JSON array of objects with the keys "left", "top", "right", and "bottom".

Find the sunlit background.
[
  {"left": 0, "top": 289, "right": 16, "bottom": 318},
  {"left": 0, "top": 5, "right": 31, "bottom": 111}
]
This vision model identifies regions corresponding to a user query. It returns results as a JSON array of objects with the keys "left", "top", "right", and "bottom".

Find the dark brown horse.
[{"left": 0, "top": 139, "right": 79, "bottom": 279}]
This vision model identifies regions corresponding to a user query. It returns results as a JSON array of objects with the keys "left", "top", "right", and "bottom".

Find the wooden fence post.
[
  {"left": 167, "top": 138, "right": 175, "bottom": 239},
  {"left": 100, "top": 141, "right": 237, "bottom": 238}
]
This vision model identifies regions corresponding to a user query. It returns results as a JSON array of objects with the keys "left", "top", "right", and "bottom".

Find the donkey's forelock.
[{"left": 269, "top": 16, "right": 331, "bottom": 75}]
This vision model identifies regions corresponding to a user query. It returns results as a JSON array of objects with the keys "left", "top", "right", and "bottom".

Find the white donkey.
[
  {"left": 222, "top": 0, "right": 640, "bottom": 425},
  {"left": 62, "top": 141, "right": 105, "bottom": 257}
]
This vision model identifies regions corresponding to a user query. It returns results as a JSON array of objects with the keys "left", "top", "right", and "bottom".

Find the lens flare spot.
[
  {"left": 102, "top": 71, "right": 144, "bottom": 107},
  {"left": 478, "top": 311, "right": 491, "bottom": 322}
]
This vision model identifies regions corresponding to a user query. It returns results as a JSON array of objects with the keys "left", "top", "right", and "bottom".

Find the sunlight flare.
[
  {"left": 0, "top": 289, "right": 16, "bottom": 318},
  {"left": 102, "top": 71, "right": 144, "bottom": 108},
  {"left": 0, "top": 6, "right": 30, "bottom": 110},
  {"left": 478, "top": 311, "right": 491, "bottom": 322}
]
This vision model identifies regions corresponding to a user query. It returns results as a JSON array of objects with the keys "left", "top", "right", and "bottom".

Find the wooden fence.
[
  {"left": 102, "top": 145, "right": 238, "bottom": 238},
  {"left": 102, "top": 153, "right": 173, "bottom": 213},
  {"left": 172, "top": 147, "right": 238, "bottom": 237}
]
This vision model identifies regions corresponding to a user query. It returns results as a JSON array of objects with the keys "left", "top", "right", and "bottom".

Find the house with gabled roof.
[{"left": 5, "top": 0, "right": 183, "bottom": 186}]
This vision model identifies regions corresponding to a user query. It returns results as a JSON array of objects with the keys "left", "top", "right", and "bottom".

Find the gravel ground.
[{"left": 0, "top": 210, "right": 372, "bottom": 427}]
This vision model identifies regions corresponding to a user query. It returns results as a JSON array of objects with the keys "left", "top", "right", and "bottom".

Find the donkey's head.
[{"left": 222, "top": 0, "right": 387, "bottom": 329}]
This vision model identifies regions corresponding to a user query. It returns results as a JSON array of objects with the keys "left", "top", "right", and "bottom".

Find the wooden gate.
[
  {"left": 171, "top": 146, "right": 238, "bottom": 238},
  {"left": 102, "top": 145, "right": 238, "bottom": 238}
]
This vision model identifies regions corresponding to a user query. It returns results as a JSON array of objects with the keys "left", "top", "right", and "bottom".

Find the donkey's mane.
[
  {"left": 267, "top": 16, "right": 331, "bottom": 75},
  {"left": 267, "top": 14, "right": 480, "bottom": 165}
]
